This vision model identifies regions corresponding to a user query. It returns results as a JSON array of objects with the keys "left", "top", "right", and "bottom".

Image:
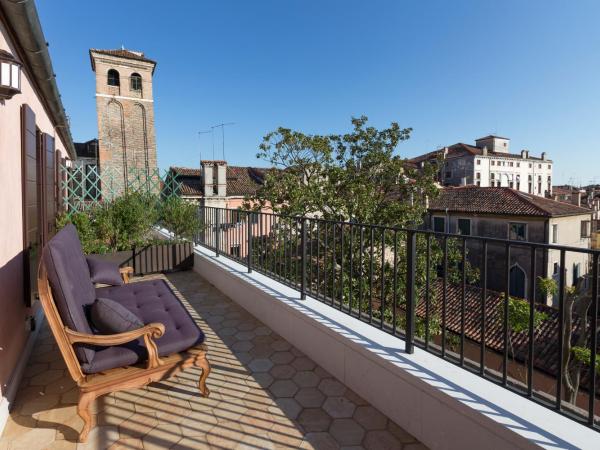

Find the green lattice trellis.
[{"left": 60, "top": 164, "right": 182, "bottom": 217}]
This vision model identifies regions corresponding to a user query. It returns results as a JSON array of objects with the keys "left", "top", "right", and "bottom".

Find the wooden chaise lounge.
[{"left": 37, "top": 224, "right": 210, "bottom": 443}]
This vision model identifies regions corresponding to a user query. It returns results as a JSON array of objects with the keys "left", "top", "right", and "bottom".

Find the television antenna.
[
  {"left": 210, "top": 122, "right": 235, "bottom": 160},
  {"left": 198, "top": 130, "right": 212, "bottom": 165}
]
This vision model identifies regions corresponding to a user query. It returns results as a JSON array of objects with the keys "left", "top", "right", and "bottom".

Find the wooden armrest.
[
  {"left": 119, "top": 266, "right": 134, "bottom": 283},
  {"left": 65, "top": 323, "right": 165, "bottom": 369}
]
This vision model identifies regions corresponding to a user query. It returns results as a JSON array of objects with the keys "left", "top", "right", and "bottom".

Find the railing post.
[
  {"left": 215, "top": 209, "right": 220, "bottom": 257},
  {"left": 247, "top": 211, "right": 253, "bottom": 273},
  {"left": 301, "top": 218, "right": 307, "bottom": 300},
  {"left": 405, "top": 229, "right": 417, "bottom": 354}
]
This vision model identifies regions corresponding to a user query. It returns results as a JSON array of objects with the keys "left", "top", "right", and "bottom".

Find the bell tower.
[{"left": 89, "top": 49, "right": 157, "bottom": 192}]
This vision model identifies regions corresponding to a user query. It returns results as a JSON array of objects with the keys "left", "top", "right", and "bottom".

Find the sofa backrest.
[{"left": 42, "top": 224, "right": 96, "bottom": 365}]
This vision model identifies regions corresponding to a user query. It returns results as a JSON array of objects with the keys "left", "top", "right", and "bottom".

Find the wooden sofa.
[{"left": 37, "top": 224, "right": 211, "bottom": 443}]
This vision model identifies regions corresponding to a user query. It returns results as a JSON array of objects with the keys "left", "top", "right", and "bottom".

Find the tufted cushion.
[
  {"left": 90, "top": 298, "right": 143, "bottom": 334},
  {"left": 81, "top": 279, "right": 204, "bottom": 374},
  {"left": 43, "top": 224, "right": 97, "bottom": 365},
  {"left": 86, "top": 257, "right": 123, "bottom": 286}
]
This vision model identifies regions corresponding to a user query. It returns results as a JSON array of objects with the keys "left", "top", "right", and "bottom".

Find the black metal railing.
[{"left": 195, "top": 206, "right": 600, "bottom": 430}]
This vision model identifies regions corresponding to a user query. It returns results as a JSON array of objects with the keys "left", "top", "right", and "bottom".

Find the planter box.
[{"left": 89, "top": 241, "right": 193, "bottom": 275}]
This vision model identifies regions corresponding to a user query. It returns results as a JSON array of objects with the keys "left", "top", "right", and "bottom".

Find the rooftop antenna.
[
  {"left": 198, "top": 130, "right": 212, "bottom": 166},
  {"left": 211, "top": 122, "right": 235, "bottom": 160}
]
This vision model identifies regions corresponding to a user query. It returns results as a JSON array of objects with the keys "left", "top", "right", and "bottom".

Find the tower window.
[
  {"left": 107, "top": 69, "right": 120, "bottom": 86},
  {"left": 130, "top": 73, "right": 142, "bottom": 91}
]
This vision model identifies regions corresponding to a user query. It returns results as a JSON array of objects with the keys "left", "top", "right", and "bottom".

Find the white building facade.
[{"left": 412, "top": 135, "right": 554, "bottom": 197}]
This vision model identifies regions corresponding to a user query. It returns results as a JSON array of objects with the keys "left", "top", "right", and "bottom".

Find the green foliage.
[
  {"left": 503, "top": 297, "right": 548, "bottom": 334},
  {"left": 94, "top": 192, "right": 159, "bottom": 251},
  {"left": 571, "top": 346, "right": 600, "bottom": 374},
  {"left": 538, "top": 277, "right": 558, "bottom": 298},
  {"left": 56, "top": 192, "right": 195, "bottom": 254},
  {"left": 159, "top": 196, "right": 202, "bottom": 240}
]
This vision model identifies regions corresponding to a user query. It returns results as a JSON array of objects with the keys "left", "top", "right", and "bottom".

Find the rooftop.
[
  {"left": 0, "top": 271, "right": 423, "bottom": 449},
  {"left": 89, "top": 48, "right": 157, "bottom": 72},
  {"left": 408, "top": 143, "right": 551, "bottom": 163},
  {"left": 429, "top": 186, "right": 592, "bottom": 217},
  {"left": 170, "top": 166, "right": 269, "bottom": 197}
]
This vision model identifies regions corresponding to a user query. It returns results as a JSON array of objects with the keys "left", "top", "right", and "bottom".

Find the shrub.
[
  {"left": 94, "top": 192, "right": 159, "bottom": 251},
  {"left": 158, "top": 196, "right": 201, "bottom": 240}
]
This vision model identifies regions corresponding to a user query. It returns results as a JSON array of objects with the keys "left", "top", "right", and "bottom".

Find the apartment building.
[
  {"left": 411, "top": 135, "right": 553, "bottom": 197},
  {"left": 427, "top": 186, "right": 592, "bottom": 305}
]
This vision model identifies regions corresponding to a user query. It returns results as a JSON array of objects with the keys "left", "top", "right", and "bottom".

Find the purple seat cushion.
[
  {"left": 43, "top": 224, "right": 97, "bottom": 365},
  {"left": 82, "top": 279, "right": 204, "bottom": 374},
  {"left": 86, "top": 257, "right": 123, "bottom": 286},
  {"left": 91, "top": 298, "right": 144, "bottom": 334}
]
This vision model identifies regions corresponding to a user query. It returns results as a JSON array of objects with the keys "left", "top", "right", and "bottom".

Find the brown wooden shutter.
[
  {"left": 21, "top": 104, "right": 39, "bottom": 307},
  {"left": 43, "top": 133, "right": 56, "bottom": 239},
  {"left": 55, "top": 149, "right": 63, "bottom": 214}
]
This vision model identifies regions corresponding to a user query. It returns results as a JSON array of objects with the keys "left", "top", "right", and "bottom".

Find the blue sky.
[{"left": 38, "top": 0, "right": 600, "bottom": 185}]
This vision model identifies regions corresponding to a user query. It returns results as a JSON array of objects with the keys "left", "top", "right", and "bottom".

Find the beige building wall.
[{"left": 0, "top": 19, "right": 70, "bottom": 404}]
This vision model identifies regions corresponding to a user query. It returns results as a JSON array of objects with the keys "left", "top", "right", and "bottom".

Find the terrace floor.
[{"left": 0, "top": 270, "right": 426, "bottom": 450}]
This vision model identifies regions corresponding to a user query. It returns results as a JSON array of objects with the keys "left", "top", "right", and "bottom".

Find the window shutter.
[
  {"left": 43, "top": 133, "right": 56, "bottom": 240},
  {"left": 21, "top": 104, "right": 38, "bottom": 307}
]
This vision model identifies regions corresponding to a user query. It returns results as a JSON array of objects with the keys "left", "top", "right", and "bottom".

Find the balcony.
[
  {"left": 3, "top": 206, "right": 600, "bottom": 449},
  {"left": 0, "top": 270, "right": 425, "bottom": 449}
]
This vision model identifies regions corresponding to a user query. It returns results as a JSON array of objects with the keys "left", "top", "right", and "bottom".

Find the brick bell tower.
[{"left": 89, "top": 48, "right": 158, "bottom": 193}]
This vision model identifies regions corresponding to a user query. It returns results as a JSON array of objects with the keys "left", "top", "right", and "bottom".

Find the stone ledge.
[{"left": 191, "top": 243, "right": 600, "bottom": 450}]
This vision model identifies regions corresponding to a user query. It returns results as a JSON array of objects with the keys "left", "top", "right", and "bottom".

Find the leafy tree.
[
  {"left": 159, "top": 196, "right": 202, "bottom": 241},
  {"left": 539, "top": 275, "right": 597, "bottom": 404},
  {"left": 501, "top": 297, "right": 548, "bottom": 384},
  {"left": 246, "top": 116, "right": 478, "bottom": 339}
]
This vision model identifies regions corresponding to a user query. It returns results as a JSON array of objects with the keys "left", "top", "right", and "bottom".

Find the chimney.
[
  {"left": 541, "top": 152, "right": 547, "bottom": 161},
  {"left": 201, "top": 161, "right": 215, "bottom": 197},
  {"left": 521, "top": 149, "right": 528, "bottom": 159},
  {"left": 482, "top": 146, "right": 488, "bottom": 156},
  {"left": 443, "top": 147, "right": 449, "bottom": 158},
  {"left": 216, "top": 162, "right": 227, "bottom": 197},
  {"left": 575, "top": 191, "right": 581, "bottom": 207}
]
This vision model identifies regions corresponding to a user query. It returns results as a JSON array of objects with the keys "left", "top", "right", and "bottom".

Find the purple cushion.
[
  {"left": 43, "top": 224, "right": 97, "bottom": 365},
  {"left": 86, "top": 257, "right": 123, "bottom": 286},
  {"left": 91, "top": 298, "right": 143, "bottom": 334},
  {"left": 81, "top": 279, "right": 204, "bottom": 374}
]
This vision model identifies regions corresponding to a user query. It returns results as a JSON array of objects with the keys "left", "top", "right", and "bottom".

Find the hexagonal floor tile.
[
  {"left": 323, "top": 397, "right": 356, "bottom": 418},
  {"left": 270, "top": 379, "right": 299, "bottom": 398},
  {"left": 295, "top": 387, "right": 325, "bottom": 408},
  {"left": 297, "top": 408, "right": 332, "bottom": 432},
  {"left": 329, "top": 418, "right": 365, "bottom": 446}
]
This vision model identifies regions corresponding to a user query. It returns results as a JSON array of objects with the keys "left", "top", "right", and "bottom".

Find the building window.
[
  {"left": 516, "top": 182, "right": 521, "bottom": 191},
  {"left": 457, "top": 218, "right": 471, "bottom": 236},
  {"left": 517, "top": 162, "right": 520, "bottom": 168},
  {"left": 445, "top": 171, "right": 452, "bottom": 179},
  {"left": 509, "top": 222, "right": 527, "bottom": 241},
  {"left": 107, "top": 69, "right": 120, "bottom": 86},
  {"left": 538, "top": 183, "right": 542, "bottom": 193},
  {"left": 581, "top": 220, "right": 591, "bottom": 238},
  {"left": 552, "top": 224, "right": 558, "bottom": 243},
  {"left": 509, "top": 265, "right": 526, "bottom": 298},
  {"left": 548, "top": 164, "right": 551, "bottom": 170},
  {"left": 476, "top": 181, "right": 481, "bottom": 186},
  {"left": 476, "top": 159, "right": 481, "bottom": 165},
  {"left": 476, "top": 172, "right": 481, "bottom": 179},
  {"left": 433, "top": 216, "right": 446, "bottom": 233},
  {"left": 529, "top": 163, "right": 532, "bottom": 168},
  {"left": 553, "top": 262, "right": 559, "bottom": 275},
  {"left": 573, "top": 263, "right": 581, "bottom": 286},
  {"left": 491, "top": 161, "right": 495, "bottom": 166},
  {"left": 528, "top": 183, "right": 532, "bottom": 193},
  {"left": 490, "top": 173, "right": 495, "bottom": 180},
  {"left": 509, "top": 162, "right": 514, "bottom": 167},
  {"left": 538, "top": 164, "right": 542, "bottom": 169},
  {"left": 130, "top": 72, "right": 142, "bottom": 91}
]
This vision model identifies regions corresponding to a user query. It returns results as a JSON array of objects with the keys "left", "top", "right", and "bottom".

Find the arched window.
[
  {"left": 509, "top": 265, "right": 526, "bottom": 298},
  {"left": 107, "top": 69, "right": 120, "bottom": 86},
  {"left": 130, "top": 73, "right": 142, "bottom": 91}
]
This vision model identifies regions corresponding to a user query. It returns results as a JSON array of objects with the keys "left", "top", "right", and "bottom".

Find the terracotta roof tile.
[
  {"left": 414, "top": 280, "right": 598, "bottom": 394},
  {"left": 429, "top": 186, "right": 592, "bottom": 217},
  {"left": 169, "top": 166, "right": 270, "bottom": 197}
]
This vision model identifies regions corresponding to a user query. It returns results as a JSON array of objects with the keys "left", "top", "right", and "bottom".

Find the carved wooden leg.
[
  {"left": 77, "top": 391, "right": 95, "bottom": 443},
  {"left": 196, "top": 353, "right": 211, "bottom": 397}
]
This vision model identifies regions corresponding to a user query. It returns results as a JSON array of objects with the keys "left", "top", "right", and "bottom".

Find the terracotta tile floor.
[{"left": 0, "top": 270, "right": 427, "bottom": 449}]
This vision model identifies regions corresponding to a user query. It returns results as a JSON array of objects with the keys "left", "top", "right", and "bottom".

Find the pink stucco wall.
[{"left": 0, "top": 19, "right": 70, "bottom": 399}]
